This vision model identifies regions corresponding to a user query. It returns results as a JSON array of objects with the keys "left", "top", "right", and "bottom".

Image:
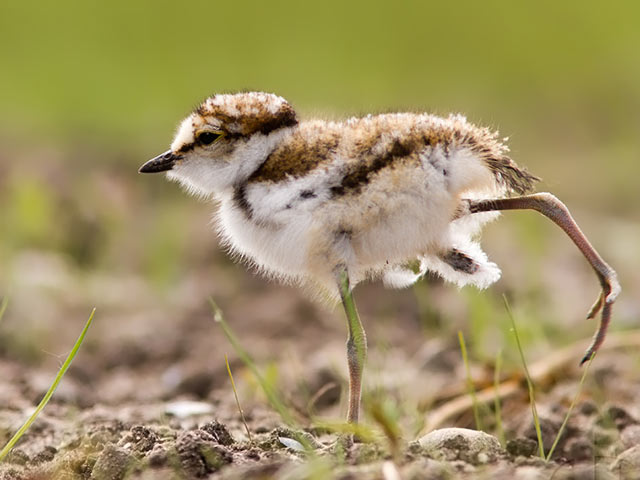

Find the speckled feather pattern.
[{"left": 164, "top": 92, "right": 539, "bottom": 297}]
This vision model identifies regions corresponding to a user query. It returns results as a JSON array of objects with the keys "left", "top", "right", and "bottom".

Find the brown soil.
[{"left": 1, "top": 215, "right": 639, "bottom": 479}]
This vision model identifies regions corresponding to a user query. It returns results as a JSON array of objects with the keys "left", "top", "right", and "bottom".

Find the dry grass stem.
[{"left": 225, "top": 354, "right": 253, "bottom": 444}]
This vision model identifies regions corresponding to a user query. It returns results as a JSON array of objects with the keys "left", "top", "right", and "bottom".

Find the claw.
[
  {"left": 580, "top": 301, "right": 614, "bottom": 365},
  {"left": 581, "top": 274, "right": 620, "bottom": 364},
  {"left": 586, "top": 292, "right": 604, "bottom": 320}
]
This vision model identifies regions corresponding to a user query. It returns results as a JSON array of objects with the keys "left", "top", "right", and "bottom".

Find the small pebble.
[
  {"left": 611, "top": 444, "right": 640, "bottom": 476},
  {"left": 419, "top": 428, "right": 502, "bottom": 465},
  {"left": 278, "top": 436, "right": 305, "bottom": 451},
  {"left": 165, "top": 400, "right": 214, "bottom": 418}
]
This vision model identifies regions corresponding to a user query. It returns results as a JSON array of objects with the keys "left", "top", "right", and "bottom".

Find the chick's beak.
[{"left": 139, "top": 150, "right": 182, "bottom": 173}]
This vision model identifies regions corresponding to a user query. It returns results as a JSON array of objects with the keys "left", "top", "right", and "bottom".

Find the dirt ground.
[{"left": 1, "top": 200, "right": 639, "bottom": 480}]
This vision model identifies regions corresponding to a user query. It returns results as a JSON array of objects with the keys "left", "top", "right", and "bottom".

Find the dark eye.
[{"left": 197, "top": 131, "right": 222, "bottom": 145}]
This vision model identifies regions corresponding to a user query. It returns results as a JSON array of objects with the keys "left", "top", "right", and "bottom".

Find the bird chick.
[
  {"left": 140, "top": 92, "right": 620, "bottom": 424},
  {"left": 141, "top": 92, "right": 532, "bottom": 292}
]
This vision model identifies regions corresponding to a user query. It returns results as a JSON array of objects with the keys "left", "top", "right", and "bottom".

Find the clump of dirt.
[
  {"left": 117, "top": 425, "right": 159, "bottom": 454},
  {"left": 200, "top": 421, "right": 235, "bottom": 447},
  {"left": 91, "top": 445, "right": 139, "bottom": 479},
  {"left": 174, "top": 430, "right": 233, "bottom": 477}
]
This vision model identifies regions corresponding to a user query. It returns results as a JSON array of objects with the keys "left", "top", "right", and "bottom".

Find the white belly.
[{"left": 216, "top": 198, "right": 313, "bottom": 281}]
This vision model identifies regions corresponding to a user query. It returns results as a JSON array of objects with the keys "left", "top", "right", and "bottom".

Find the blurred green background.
[{"left": 0, "top": 0, "right": 638, "bottom": 368}]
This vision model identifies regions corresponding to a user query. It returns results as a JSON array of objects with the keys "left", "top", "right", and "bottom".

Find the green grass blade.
[
  {"left": 493, "top": 349, "right": 505, "bottom": 446},
  {"left": 458, "top": 330, "right": 483, "bottom": 431},
  {"left": 0, "top": 296, "right": 8, "bottom": 324},
  {"left": 0, "top": 308, "right": 95, "bottom": 462},
  {"left": 210, "top": 299, "right": 295, "bottom": 426},
  {"left": 503, "top": 295, "right": 545, "bottom": 459},
  {"left": 368, "top": 399, "right": 402, "bottom": 459},
  {"left": 545, "top": 353, "right": 595, "bottom": 461}
]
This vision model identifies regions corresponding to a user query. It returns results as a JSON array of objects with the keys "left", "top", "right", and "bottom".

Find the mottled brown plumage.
[
  {"left": 247, "top": 113, "right": 538, "bottom": 197},
  {"left": 140, "top": 92, "right": 619, "bottom": 426}
]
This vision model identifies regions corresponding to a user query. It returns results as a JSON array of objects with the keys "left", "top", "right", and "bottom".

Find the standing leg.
[
  {"left": 463, "top": 192, "right": 620, "bottom": 364},
  {"left": 336, "top": 266, "right": 368, "bottom": 424}
]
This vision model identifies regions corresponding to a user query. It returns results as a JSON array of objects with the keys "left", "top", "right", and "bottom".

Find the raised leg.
[
  {"left": 336, "top": 266, "right": 368, "bottom": 423},
  {"left": 463, "top": 192, "right": 620, "bottom": 364}
]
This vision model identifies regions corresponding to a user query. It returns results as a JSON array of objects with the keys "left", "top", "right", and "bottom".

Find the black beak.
[{"left": 139, "top": 150, "right": 182, "bottom": 173}]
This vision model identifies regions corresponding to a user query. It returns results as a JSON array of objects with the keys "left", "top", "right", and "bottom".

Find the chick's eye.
[{"left": 197, "top": 131, "right": 222, "bottom": 145}]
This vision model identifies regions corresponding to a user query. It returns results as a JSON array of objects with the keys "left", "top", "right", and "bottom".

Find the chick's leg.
[
  {"left": 463, "top": 192, "right": 620, "bottom": 364},
  {"left": 336, "top": 266, "right": 367, "bottom": 424}
]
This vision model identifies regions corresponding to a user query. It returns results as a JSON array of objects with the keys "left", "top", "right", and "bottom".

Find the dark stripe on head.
[
  {"left": 177, "top": 142, "right": 196, "bottom": 154},
  {"left": 257, "top": 106, "right": 298, "bottom": 135}
]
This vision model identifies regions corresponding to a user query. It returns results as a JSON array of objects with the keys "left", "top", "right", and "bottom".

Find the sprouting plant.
[
  {"left": 503, "top": 295, "right": 545, "bottom": 459},
  {"left": 458, "top": 330, "right": 483, "bottom": 431},
  {"left": 0, "top": 308, "right": 95, "bottom": 461},
  {"left": 210, "top": 298, "right": 295, "bottom": 425}
]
